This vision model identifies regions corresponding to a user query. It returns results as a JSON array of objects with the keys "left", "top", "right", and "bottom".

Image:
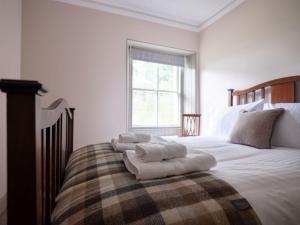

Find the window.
[
  {"left": 132, "top": 60, "right": 182, "bottom": 128},
  {"left": 127, "top": 41, "right": 197, "bottom": 134}
]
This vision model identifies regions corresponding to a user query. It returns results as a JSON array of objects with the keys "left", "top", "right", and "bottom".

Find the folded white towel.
[
  {"left": 111, "top": 138, "right": 137, "bottom": 152},
  {"left": 111, "top": 136, "right": 167, "bottom": 152},
  {"left": 123, "top": 150, "right": 217, "bottom": 180},
  {"left": 119, "top": 133, "right": 151, "bottom": 143},
  {"left": 135, "top": 142, "right": 187, "bottom": 162}
]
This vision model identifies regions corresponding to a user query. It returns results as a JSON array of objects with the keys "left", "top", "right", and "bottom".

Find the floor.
[{"left": 0, "top": 210, "right": 6, "bottom": 225}]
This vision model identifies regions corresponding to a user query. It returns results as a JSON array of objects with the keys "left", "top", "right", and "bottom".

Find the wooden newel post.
[
  {"left": 0, "top": 79, "right": 47, "bottom": 225},
  {"left": 227, "top": 89, "right": 234, "bottom": 106}
]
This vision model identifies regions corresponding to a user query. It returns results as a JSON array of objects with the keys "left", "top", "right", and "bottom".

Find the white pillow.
[
  {"left": 207, "top": 99, "right": 265, "bottom": 138},
  {"left": 264, "top": 103, "right": 300, "bottom": 149}
]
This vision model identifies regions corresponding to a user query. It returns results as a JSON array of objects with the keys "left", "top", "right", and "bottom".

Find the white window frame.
[
  {"left": 130, "top": 62, "right": 183, "bottom": 129},
  {"left": 126, "top": 40, "right": 197, "bottom": 134}
]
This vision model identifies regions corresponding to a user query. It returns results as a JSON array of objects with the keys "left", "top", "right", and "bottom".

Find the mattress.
[{"left": 167, "top": 136, "right": 300, "bottom": 225}]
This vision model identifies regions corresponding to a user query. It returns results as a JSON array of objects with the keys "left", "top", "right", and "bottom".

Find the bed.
[
  {"left": 166, "top": 136, "right": 300, "bottom": 225},
  {"left": 1, "top": 76, "right": 300, "bottom": 225}
]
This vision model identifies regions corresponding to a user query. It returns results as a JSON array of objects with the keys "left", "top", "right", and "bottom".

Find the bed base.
[{"left": 0, "top": 79, "right": 75, "bottom": 225}]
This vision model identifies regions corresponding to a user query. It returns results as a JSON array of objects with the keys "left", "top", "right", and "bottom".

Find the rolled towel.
[
  {"left": 123, "top": 150, "right": 217, "bottom": 180},
  {"left": 135, "top": 142, "right": 187, "bottom": 162},
  {"left": 119, "top": 133, "right": 151, "bottom": 143},
  {"left": 111, "top": 138, "right": 136, "bottom": 152}
]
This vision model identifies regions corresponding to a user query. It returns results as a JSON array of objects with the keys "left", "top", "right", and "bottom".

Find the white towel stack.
[
  {"left": 111, "top": 133, "right": 152, "bottom": 152},
  {"left": 119, "top": 133, "right": 151, "bottom": 143},
  {"left": 135, "top": 142, "right": 187, "bottom": 162},
  {"left": 111, "top": 138, "right": 137, "bottom": 152},
  {"left": 123, "top": 141, "right": 217, "bottom": 180},
  {"left": 123, "top": 150, "right": 217, "bottom": 180}
]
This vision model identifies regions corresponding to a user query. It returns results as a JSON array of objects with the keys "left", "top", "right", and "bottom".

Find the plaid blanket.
[{"left": 52, "top": 143, "right": 262, "bottom": 225}]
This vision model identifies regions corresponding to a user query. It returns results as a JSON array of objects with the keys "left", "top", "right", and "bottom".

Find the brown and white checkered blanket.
[{"left": 52, "top": 143, "right": 262, "bottom": 225}]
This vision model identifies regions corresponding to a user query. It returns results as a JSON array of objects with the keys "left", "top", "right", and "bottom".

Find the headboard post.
[
  {"left": 0, "top": 79, "right": 47, "bottom": 225},
  {"left": 227, "top": 89, "right": 234, "bottom": 106},
  {"left": 67, "top": 108, "right": 75, "bottom": 159}
]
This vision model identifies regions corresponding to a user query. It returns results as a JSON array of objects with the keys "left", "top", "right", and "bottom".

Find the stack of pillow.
[{"left": 207, "top": 99, "right": 300, "bottom": 149}]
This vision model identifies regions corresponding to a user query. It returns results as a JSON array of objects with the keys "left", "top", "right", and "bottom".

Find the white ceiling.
[{"left": 56, "top": 0, "right": 245, "bottom": 32}]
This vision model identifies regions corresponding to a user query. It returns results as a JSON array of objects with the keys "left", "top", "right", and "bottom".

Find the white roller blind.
[{"left": 130, "top": 47, "right": 185, "bottom": 67}]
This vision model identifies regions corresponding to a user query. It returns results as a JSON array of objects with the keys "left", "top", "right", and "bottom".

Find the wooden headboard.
[
  {"left": 227, "top": 76, "right": 300, "bottom": 106},
  {"left": 0, "top": 79, "right": 75, "bottom": 225}
]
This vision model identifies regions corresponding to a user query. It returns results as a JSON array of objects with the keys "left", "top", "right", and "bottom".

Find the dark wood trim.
[
  {"left": 6, "top": 93, "right": 40, "bottom": 225},
  {"left": 252, "top": 91, "right": 256, "bottom": 102},
  {"left": 244, "top": 94, "right": 248, "bottom": 104},
  {"left": 232, "top": 76, "right": 300, "bottom": 96},
  {"left": 271, "top": 82, "right": 295, "bottom": 103},
  {"left": 0, "top": 79, "right": 75, "bottom": 225},
  {"left": 0, "top": 79, "right": 44, "bottom": 225},
  {"left": 228, "top": 76, "right": 300, "bottom": 106},
  {"left": 261, "top": 88, "right": 265, "bottom": 99},
  {"left": 237, "top": 95, "right": 241, "bottom": 105},
  {"left": 0, "top": 79, "right": 47, "bottom": 94},
  {"left": 227, "top": 89, "right": 234, "bottom": 106}
]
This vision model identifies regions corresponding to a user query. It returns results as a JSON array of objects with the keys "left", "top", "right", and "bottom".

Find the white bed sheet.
[{"left": 163, "top": 136, "right": 300, "bottom": 225}]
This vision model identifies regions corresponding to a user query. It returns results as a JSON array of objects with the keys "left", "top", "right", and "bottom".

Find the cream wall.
[
  {"left": 0, "top": 0, "right": 22, "bottom": 214},
  {"left": 199, "top": 0, "right": 300, "bottom": 133},
  {"left": 21, "top": 0, "right": 199, "bottom": 149}
]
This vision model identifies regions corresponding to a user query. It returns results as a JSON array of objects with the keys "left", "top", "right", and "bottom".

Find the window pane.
[
  {"left": 132, "top": 90, "right": 157, "bottom": 127},
  {"left": 158, "top": 92, "right": 179, "bottom": 127},
  {"left": 158, "top": 64, "right": 179, "bottom": 91},
  {"left": 132, "top": 60, "right": 157, "bottom": 90}
]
